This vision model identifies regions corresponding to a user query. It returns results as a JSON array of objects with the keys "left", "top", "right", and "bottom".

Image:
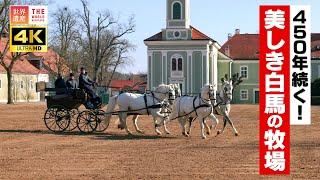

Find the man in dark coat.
[
  {"left": 54, "top": 74, "right": 67, "bottom": 95},
  {"left": 79, "top": 67, "right": 96, "bottom": 99},
  {"left": 66, "top": 73, "right": 78, "bottom": 89}
]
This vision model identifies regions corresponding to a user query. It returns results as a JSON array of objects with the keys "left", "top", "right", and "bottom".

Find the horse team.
[{"left": 105, "top": 77, "right": 239, "bottom": 139}]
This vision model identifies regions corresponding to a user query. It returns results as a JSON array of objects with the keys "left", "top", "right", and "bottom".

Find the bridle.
[{"left": 151, "top": 89, "right": 176, "bottom": 102}]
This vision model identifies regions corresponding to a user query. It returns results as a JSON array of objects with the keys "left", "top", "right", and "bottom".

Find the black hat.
[
  {"left": 70, "top": 73, "right": 74, "bottom": 77},
  {"left": 80, "top": 67, "right": 85, "bottom": 70}
]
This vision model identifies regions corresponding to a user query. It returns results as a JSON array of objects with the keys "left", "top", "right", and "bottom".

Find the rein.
[{"left": 169, "top": 93, "right": 212, "bottom": 121}]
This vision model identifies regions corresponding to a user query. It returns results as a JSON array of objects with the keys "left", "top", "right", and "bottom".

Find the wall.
[{"left": 0, "top": 73, "right": 40, "bottom": 103}]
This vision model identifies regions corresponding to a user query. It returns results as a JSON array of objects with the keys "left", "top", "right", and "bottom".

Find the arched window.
[
  {"left": 172, "top": 2, "right": 182, "bottom": 20},
  {"left": 171, "top": 54, "right": 183, "bottom": 72},
  {"left": 172, "top": 58, "right": 177, "bottom": 71},
  {"left": 178, "top": 57, "right": 182, "bottom": 71}
]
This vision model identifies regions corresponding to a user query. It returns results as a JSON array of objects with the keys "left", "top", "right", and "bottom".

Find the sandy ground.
[{"left": 0, "top": 103, "right": 319, "bottom": 179}]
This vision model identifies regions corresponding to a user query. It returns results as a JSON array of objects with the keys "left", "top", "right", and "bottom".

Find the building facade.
[
  {"left": 220, "top": 33, "right": 320, "bottom": 104},
  {"left": 1, "top": 38, "right": 67, "bottom": 103},
  {"left": 144, "top": 0, "right": 231, "bottom": 94},
  {"left": 144, "top": 0, "right": 320, "bottom": 104}
]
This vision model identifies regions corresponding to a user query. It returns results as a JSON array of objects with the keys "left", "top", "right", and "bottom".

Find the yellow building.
[{"left": 0, "top": 56, "right": 50, "bottom": 103}]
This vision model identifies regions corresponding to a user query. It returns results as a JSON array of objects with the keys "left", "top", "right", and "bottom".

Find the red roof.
[
  {"left": 220, "top": 34, "right": 259, "bottom": 60},
  {"left": 109, "top": 80, "right": 147, "bottom": 90},
  {"left": 0, "top": 38, "right": 47, "bottom": 75},
  {"left": 144, "top": 25, "right": 215, "bottom": 42},
  {"left": 110, "top": 80, "right": 134, "bottom": 89},
  {"left": 32, "top": 48, "right": 69, "bottom": 75},
  {"left": 0, "top": 55, "right": 42, "bottom": 75},
  {"left": 220, "top": 33, "right": 320, "bottom": 60},
  {"left": 0, "top": 37, "right": 68, "bottom": 75},
  {"left": 190, "top": 26, "right": 214, "bottom": 41}
]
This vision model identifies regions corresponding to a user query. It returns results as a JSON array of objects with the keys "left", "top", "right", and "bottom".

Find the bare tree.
[
  {"left": 79, "top": 0, "right": 135, "bottom": 82},
  {"left": 106, "top": 40, "right": 134, "bottom": 87},
  {"left": 23, "top": 76, "right": 33, "bottom": 102},
  {"left": 0, "top": 0, "right": 29, "bottom": 104},
  {"left": 50, "top": 6, "right": 80, "bottom": 74}
]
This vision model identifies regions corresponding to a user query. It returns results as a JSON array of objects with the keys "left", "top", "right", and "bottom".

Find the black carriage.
[{"left": 37, "top": 82, "right": 109, "bottom": 134}]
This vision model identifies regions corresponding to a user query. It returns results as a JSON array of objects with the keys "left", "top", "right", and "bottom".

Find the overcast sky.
[{"left": 49, "top": 0, "right": 320, "bottom": 73}]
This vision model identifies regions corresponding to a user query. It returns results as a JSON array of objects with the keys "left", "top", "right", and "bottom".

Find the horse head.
[
  {"left": 170, "top": 84, "right": 181, "bottom": 97},
  {"left": 201, "top": 84, "right": 216, "bottom": 101},
  {"left": 220, "top": 78, "right": 233, "bottom": 102},
  {"left": 155, "top": 84, "right": 176, "bottom": 104}
]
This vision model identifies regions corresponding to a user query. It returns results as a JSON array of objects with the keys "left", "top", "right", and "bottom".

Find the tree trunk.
[
  {"left": 7, "top": 71, "right": 13, "bottom": 104},
  {"left": 107, "top": 63, "right": 119, "bottom": 88}
]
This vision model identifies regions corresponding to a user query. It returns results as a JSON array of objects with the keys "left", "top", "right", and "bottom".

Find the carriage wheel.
[
  {"left": 77, "top": 110, "right": 98, "bottom": 133},
  {"left": 95, "top": 110, "right": 109, "bottom": 132},
  {"left": 44, "top": 106, "right": 70, "bottom": 132},
  {"left": 67, "top": 109, "right": 79, "bottom": 131}
]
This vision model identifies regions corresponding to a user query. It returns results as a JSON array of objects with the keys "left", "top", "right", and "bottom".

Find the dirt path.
[{"left": 0, "top": 103, "right": 319, "bottom": 179}]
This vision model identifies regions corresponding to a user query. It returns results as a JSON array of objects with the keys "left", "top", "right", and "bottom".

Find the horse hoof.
[
  {"left": 138, "top": 130, "right": 145, "bottom": 134},
  {"left": 217, "top": 131, "right": 221, "bottom": 135},
  {"left": 235, "top": 132, "right": 239, "bottom": 136},
  {"left": 206, "top": 131, "right": 211, "bottom": 135},
  {"left": 202, "top": 136, "right": 207, "bottom": 140},
  {"left": 165, "top": 131, "right": 171, "bottom": 135},
  {"left": 118, "top": 124, "right": 125, "bottom": 130},
  {"left": 182, "top": 132, "right": 189, "bottom": 137}
]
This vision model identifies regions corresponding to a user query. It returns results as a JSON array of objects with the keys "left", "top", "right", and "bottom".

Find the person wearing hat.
[
  {"left": 54, "top": 73, "right": 67, "bottom": 95},
  {"left": 66, "top": 73, "right": 78, "bottom": 89},
  {"left": 79, "top": 67, "right": 97, "bottom": 99}
]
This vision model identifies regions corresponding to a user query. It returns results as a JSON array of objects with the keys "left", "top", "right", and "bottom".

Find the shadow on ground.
[{"left": 0, "top": 129, "right": 175, "bottom": 140}]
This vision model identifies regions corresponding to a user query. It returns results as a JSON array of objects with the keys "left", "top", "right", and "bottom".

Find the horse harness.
[
  {"left": 143, "top": 92, "right": 164, "bottom": 115},
  {"left": 172, "top": 94, "right": 212, "bottom": 121}
]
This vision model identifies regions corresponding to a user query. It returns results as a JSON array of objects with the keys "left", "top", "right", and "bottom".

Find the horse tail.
[{"left": 105, "top": 95, "right": 118, "bottom": 122}]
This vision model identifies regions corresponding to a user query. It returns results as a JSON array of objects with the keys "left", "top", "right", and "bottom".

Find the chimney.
[
  {"left": 235, "top": 28, "right": 240, "bottom": 35},
  {"left": 225, "top": 46, "right": 230, "bottom": 57},
  {"left": 228, "top": 33, "right": 232, "bottom": 40}
]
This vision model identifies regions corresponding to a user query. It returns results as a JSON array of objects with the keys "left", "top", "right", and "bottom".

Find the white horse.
[
  {"left": 186, "top": 79, "right": 239, "bottom": 136},
  {"left": 128, "top": 83, "right": 182, "bottom": 135},
  {"left": 105, "top": 84, "right": 175, "bottom": 135},
  {"left": 165, "top": 84, "right": 219, "bottom": 139},
  {"left": 213, "top": 79, "right": 239, "bottom": 136}
]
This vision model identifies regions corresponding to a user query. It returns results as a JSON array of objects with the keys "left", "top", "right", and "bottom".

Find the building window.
[
  {"left": 171, "top": 54, "right": 183, "bottom": 77},
  {"left": 172, "top": 56, "right": 183, "bottom": 71},
  {"left": 20, "top": 81, "right": 24, "bottom": 89},
  {"left": 172, "top": 58, "right": 177, "bottom": 71},
  {"left": 240, "top": 66, "right": 248, "bottom": 79},
  {"left": 240, "top": 89, "right": 249, "bottom": 100},
  {"left": 172, "top": 2, "right": 182, "bottom": 20},
  {"left": 30, "top": 80, "right": 34, "bottom": 90}
]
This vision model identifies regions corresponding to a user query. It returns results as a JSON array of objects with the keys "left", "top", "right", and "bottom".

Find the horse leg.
[
  {"left": 178, "top": 118, "right": 189, "bottom": 137},
  {"left": 186, "top": 117, "right": 194, "bottom": 135},
  {"left": 199, "top": 117, "right": 206, "bottom": 139},
  {"left": 217, "top": 116, "right": 227, "bottom": 136},
  {"left": 163, "top": 118, "right": 171, "bottom": 134},
  {"left": 206, "top": 113, "right": 219, "bottom": 135},
  {"left": 120, "top": 113, "right": 132, "bottom": 135},
  {"left": 132, "top": 115, "right": 144, "bottom": 134},
  {"left": 204, "top": 119, "right": 211, "bottom": 135},
  {"left": 225, "top": 115, "right": 239, "bottom": 136},
  {"left": 153, "top": 115, "right": 163, "bottom": 136}
]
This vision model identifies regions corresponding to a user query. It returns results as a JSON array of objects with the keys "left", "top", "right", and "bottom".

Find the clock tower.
[{"left": 166, "top": 0, "right": 190, "bottom": 29}]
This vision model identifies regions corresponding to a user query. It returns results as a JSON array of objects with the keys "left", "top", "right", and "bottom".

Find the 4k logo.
[{"left": 10, "top": 26, "right": 47, "bottom": 52}]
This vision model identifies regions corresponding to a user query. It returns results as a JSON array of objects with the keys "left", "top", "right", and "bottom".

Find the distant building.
[
  {"left": 144, "top": 0, "right": 231, "bottom": 95},
  {"left": 144, "top": 0, "right": 320, "bottom": 104},
  {"left": 220, "top": 33, "right": 320, "bottom": 104},
  {"left": 0, "top": 38, "right": 68, "bottom": 103},
  {"left": 109, "top": 74, "right": 147, "bottom": 95}
]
